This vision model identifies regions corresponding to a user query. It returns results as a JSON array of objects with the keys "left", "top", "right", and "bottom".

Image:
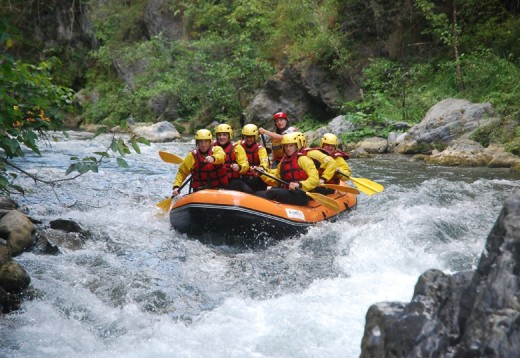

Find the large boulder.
[
  {"left": 360, "top": 189, "right": 520, "bottom": 357},
  {"left": 245, "top": 64, "right": 360, "bottom": 129},
  {"left": 395, "top": 99, "right": 495, "bottom": 154},
  {"left": 0, "top": 210, "right": 35, "bottom": 256},
  {"left": 131, "top": 121, "right": 181, "bottom": 142}
]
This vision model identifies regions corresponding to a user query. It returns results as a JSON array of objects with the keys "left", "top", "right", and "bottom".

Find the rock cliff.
[{"left": 360, "top": 189, "right": 520, "bottom": 357}]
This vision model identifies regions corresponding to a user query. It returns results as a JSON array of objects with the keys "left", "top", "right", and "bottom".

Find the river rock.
[
  {"left": 395, "top": 99, "right": 495, "bottom": 154},
  {"left": 50, "top": 218, "right": 85, "bottom": 233},
  {"left": 355, "top": 137, "right": 389, "bottom": 154},
  {"left": 0, "top": 245, "right": 11, "bottom": 266},
  {"left": 422, "top": 139, "right": 492, "bottom": 166},
  {"left": 0, "top": 210, "right": 35, "bottom": 256},
  {"left": 360, "top": 189, "right": 520, "bottom": 357},
  {"left": 0, "top": 261, "right": 30, "bottom": 293},
  {"left": 0, "top": 197, "right": 18, "bottom": 211},
  {"left": 131, "top": 120, "right": 181, "bottom": 142}
]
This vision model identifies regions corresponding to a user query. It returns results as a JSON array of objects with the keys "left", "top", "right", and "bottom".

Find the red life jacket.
[
  {"left": 279, "top": 153, "right": 308, "bottom": 188},
  {"left": 190, "top": 148, "right": 229, "bottom": 189},
  {"left": 330, "top": 150, "right": 350, "bottom": 160},
  {"left": 216, "top": 141, "right": 240, "bottom": 180},
  {"left": 241, "top": 141, "right": 262, "bottom": 177}
]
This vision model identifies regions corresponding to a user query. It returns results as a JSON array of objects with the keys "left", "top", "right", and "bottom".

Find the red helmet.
[{"left": 273, "top": 112, "right": 288, "bottom": 121}]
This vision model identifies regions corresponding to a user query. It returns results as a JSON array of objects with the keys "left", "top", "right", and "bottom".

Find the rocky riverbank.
[
  {"left": 91, "top": 98, "right": 520, "bottom": 171},
  {"left": 360, "top": 188, "right": 520, "bottom": 357},
  {"left": 0, "top": 198, "right": 33, "bottom": 312}
]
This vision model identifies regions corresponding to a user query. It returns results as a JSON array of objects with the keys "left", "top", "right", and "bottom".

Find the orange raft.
[{"left": 169, "top": 188, "right": 357, "bottom": 245}]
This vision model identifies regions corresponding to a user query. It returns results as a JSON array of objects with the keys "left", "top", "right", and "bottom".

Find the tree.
[{"left": 0, "top": 27, "right": 148, "bottom": 197}]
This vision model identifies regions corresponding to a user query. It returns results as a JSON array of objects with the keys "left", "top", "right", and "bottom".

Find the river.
[{"left": 1, "top": 131, "right": 519, "bottom": 357}]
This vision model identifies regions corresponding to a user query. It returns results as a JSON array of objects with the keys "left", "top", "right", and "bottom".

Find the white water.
[{"left": 1, "top": 132, "right": 519, "bottom": 357}]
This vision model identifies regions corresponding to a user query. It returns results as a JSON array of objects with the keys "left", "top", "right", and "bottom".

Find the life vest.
[
  {"left": 330, "top": 150, "right": 350, "bottom": 160},
  {"left": 300, "top": 147, "right": 336, "bottom": 183},
  {"left": 190, "top": 148, "right": 229, "bottom": 189},
  {"left": 241, "top": 141, "right": 262, "bottom": 176},
  {"left": 271, "top": 126, "right": 298, "bottom": 161},
  {"left": 279, "top": 153, "right": 308, "bottom": 188},
  {"left": 217, "top": 141, "right": 241, "bottom": 180}
]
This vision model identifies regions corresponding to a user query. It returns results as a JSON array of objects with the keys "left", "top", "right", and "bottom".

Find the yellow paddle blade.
[
  {"left": 158, "top": 151, "right": 183, "bottom": 164},
  {"left": 320, "top": 184, "right": 360, "bottom": 195},
  {"left": 156, "top": 197, "right": 173, "bottom": 212},
  {"left": 349, "top": 177, "right": 384, "bottom": 196},
  {"left": 305, "top": 192, "right": 340, "bottom": 212}
]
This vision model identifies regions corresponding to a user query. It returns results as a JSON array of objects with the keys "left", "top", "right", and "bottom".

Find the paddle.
[
  {"left": 260, "top": 134, "right": 272, "bottom": 155},
  {"left": 253, "top": 168, "right": 340, "bottom": 212},
  {"left": 260, "top": 134, "right": 272, "bottom": 168},
  {"left": 158, "top": 151, "right": 183, "bottom": 164},
  {"left": 319, "top": 183, "right": 360, "bottom": 195},
  {"left": 337, "top": 170, "right": 384, "bottom": 196},
  {"left": 156, "top": 175, "right": 192, "bottom": 212}
]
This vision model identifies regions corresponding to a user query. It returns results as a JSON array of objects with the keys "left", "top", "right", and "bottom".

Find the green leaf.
[
  {"left": 110, "top": 138, "right": 119, "bottom": 153},
  {"left": 116, "top": 157, "right": 129, "bottom": 168},
  {"left": 94, "top": 151, "right": 110, "bottom": 158},
  {"left": 130, "top": 138, "right": 141, "bottom": 154},
  {"left": 65, "top": 163, "right": 76, "bottom": 176},
  {"left": 137, "top": 137, "right": 151, "bottom": 145}
]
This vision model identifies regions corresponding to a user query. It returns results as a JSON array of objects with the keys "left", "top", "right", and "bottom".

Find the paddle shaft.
[
  {"left": 254, "top": 168, "right": 300, "bottom": 190},
  {"left": 254, "top": 168, "right": 340, "bottom": 211},
  {"left": 157, "top": 174, "right": 192, "bottom": 211},
  {"left": 260, "top": 134, "right": 272, "bottom": 167}
]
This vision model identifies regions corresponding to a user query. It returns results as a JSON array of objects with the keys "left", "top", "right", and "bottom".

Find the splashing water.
[{"left": 1, "top": 132, "right": 519, "bottom": 357}]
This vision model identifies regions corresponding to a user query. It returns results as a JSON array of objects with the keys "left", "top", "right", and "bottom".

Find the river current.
[{"left": 1, "top": 131, "right": 519, "bottom": 357}]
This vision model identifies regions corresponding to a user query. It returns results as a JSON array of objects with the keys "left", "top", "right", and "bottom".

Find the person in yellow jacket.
[
  {"left": 254, "top": 132, "right": 319, "bottom": 206},
  {"left": 172, "top": 129, "right": 227, "bottom": 197},
  {"left": 236, "top": 124, "right": 270, "bottom": 193},
  {"left": 295, "top": 132, "right": 338, "bottom": 194},
  {"left": 213, "top": 123, "right": 252, "bottom": 193},
  {"left": 319, "top": 133, "right": 352, "bottom": 180}
]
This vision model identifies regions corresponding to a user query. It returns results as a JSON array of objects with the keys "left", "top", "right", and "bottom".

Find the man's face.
[
  {"left": 197, "top": 139, "right": 212, "bottom": 153},
  {"left": 243, "top": 135, "right": 256, "bottom": 146},
  {"left": 283, "top": 143, "right": 297, "bottom": 156},
  {"left": 323, "top": 144, "right": 335, "bottom": 153},
  {"left": 216, "top": 132, "right": 230, "bottom": 146}
]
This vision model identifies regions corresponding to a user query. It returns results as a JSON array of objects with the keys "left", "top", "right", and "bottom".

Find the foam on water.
[{"left": 1, "top": 133, "right": 519, "bottom": 357}]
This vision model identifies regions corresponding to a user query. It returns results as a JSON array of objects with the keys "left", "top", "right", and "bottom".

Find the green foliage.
[
  {"left": 505, "top": 126, "right": 520, "bottom": 156},
  {"left": 64, "top": 129, "right": 150, "bottom": 176},
  {"left": 296, "top": 115, "right": 324, "bottom": 132},
  {"left": 269, "top": 0, "right": 350, "bottom": 68},
  {"left": 340, "top": 100, "right": 392, "bottom": 143},
  {"left": 0, "top": 23, "right": 149, "bottom": 196}
]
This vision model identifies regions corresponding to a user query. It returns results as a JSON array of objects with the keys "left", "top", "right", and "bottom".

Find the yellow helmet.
[
  {"left": 195, "top": 129, "right": 212, "bottom": 141},
  {"left": 242, "top": 124, "right": 259, "bottom": 140},
  {"left": 295, "top": 132, "right": 307, "bottom": 149},
  {"left": 320, "top": 133, "right": 338, "bottom": 148},
  {"left": 281, "top": 132, "right": 301, "bottom": 149},
  {"left": 215, "top": 123, "right": 233, "bottom": 137}
]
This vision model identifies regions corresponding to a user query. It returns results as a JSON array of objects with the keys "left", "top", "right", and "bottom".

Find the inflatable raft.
[{"left": 169, "top": 188, "right": 357, "bottom": 246}]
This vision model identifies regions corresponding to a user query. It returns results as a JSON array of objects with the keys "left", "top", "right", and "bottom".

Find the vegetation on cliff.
[{"left": 2, "top": 0, "right": 520, "bottom": 150}]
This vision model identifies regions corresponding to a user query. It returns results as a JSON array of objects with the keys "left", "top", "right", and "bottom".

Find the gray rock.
[
  {"left": 0, "top": 210, "right": 35, "bottom": 256},
  {"left": 0, "top": 261, "right": 30, "bottom": 293},
  {"left": 360, "top": 189, "right": 520, "bottom": 357},
  {"left": 131, "top": 121, "right": 181, "bottom": 142},
  {"left": 395, "top": 99, "right": 494, "bottom": 154}
]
